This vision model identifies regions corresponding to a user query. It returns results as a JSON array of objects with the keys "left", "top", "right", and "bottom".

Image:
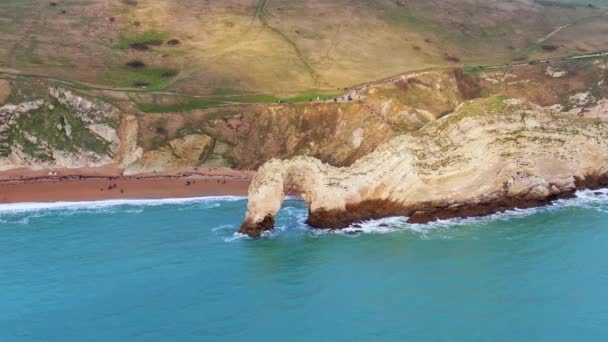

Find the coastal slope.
[
  {"left": 2, "top": 59, "right": 608, "bottom": 206},
  {"left": 240, "top": 96, "right": 608, "bottom": 237}
]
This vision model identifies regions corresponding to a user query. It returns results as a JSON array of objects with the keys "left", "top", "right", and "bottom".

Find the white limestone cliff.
[{"left": 240, "top": 96, "right": 608, "bottom": 237}]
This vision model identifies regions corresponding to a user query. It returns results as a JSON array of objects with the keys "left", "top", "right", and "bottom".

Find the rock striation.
[
  {"left": 240, "top": 96, "right": 608, "bottom": 238},
  {"left": 0, "top": 86, "right": 120, "bottom": 171}
]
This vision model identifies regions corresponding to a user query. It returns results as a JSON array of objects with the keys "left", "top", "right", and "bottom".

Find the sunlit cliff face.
[{"left": 240, "top": 93, "right": 608, "bottom": 237}]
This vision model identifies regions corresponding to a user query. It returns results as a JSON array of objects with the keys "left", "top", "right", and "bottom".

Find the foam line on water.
[
  {"left": 0, "top": 196, "right": 246, "bottom": 215},
  {"left": 300, "top": 188, "right": 608, "bottom": 237},
  {"left": 226, "top": 189, "right": 608, "bottom": 240}
]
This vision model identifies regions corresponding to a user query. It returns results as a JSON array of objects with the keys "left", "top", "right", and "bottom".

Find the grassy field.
[
  {"left": 0, "top": 0, "right": 606, "bottom": 95},
  {"left": 135, "top": 89, "right": 344, "bottom": 113}
]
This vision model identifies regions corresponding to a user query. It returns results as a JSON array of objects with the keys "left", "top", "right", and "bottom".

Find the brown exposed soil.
[
  {"left": 393, "top": 79, "right": 409, "bottom": 91},
  {"left": 541, "top": 44, "right": 559, "bottom": 51},
  {"left": 144, "top": 40, "right": 163, "bottom": 46},
  {"left": 166, "top": 39, "right": 181, "bottom": 46},
  {"left": 121, "top": 0, "right": 138, "bottom": 6},
  {"left": 126, "top": 60, "right": 146, "bottom": 68},
  {"left": 453, "top": 68, "right": 482, "bottom": 99},
  {"left": 129, "top": 40, "right": 163, "bottom": 51},
  {"left": 444, "top": 53, "right": 461, "bottom": 63},
  {"left": 160, "top": 70, "right": 178, "bottom": 78},
  {"left": 480, "top": 63, "right": 598, "bottom": 107},
  {"left": 129, "top": 43, "right": 150, "bottom": 51},
  {"left": 407, "top": 77, "right": 431, "bottom": 87},
  {"left": 0, "top": 79, "right": 11, "bottom": 104}
]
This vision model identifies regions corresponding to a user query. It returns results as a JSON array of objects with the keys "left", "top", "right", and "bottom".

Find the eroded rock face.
[
  {"left": 117, "top": 115, "right": 144, "bottom": 168},
  {"left": 124, "top": 133, "right": 215, "bottom": 174},
  {"left": 240, "top": 96, "right": 608, "bottom": 238},
  {"left": 0, "top": 79, "right": 11, "bottom": 104},
  {"left": 0, "top": 86, "right": 121, "bottom": 171}
]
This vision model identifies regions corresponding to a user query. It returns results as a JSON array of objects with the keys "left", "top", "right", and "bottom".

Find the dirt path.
[
  {"left": 1, "top": 50, "right": 607, "bottom": 108},
  {"left": 0, "top": 68, "right": 327, "bottom": 103},
  {"left": 255, "top": 0, "right": 318, "bottom": 87},
  {"left": 536, "top": 24, "right": 570, "bottom": 44}
]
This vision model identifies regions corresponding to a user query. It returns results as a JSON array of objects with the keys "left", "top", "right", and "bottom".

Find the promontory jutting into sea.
[{"left": 2, "top": 0, "right": 608, "bottom": 340}]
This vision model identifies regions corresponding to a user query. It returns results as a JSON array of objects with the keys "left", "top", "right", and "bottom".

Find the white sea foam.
[
  {"left": 275, "top": 205, "right": 309, "bottom": 230},
  {"left": 298, "top": 205, "right": 549, "bottom": 238},
  {"left": 240, "top": 187, "right": 594, "bottom": 240},
  {"left": 212, "top": 224, "right": 236, "bottom": 232},
  {"left": 4, "top": 189, "right": 608, "bottom": 239},
  {"left": 552, "top": 188, "right": 608, "bottom": 209},
  {"left": 286, "top": 189, "right": 608, "bottom": 237},
  {"left": 224, "top": 232, "right": 250, "bottom": 242},
  {"left": 223, "top": 189, "right": 608, "bottom": 240},
  {"left": 0, "top": 196, "right": 246, "bottom": 215},
  {"left": 0, "top": 217, "right": 30, "bottom": 225}
]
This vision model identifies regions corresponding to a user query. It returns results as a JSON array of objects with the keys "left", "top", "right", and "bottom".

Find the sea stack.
[{"left": 240, "top": 96, "right": 608, "bottom": 238}]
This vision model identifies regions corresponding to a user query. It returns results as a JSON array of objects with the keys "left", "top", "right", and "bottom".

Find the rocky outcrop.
[
  {"left": 0, "top": 85, "right": 120, "bottom": 171},
  {"left": 123, "top": 133, "right": 215, "bottom": 174},
  {"left": 2, "top": 59, "right": 608, "bottom": 180},
  {"left": 49, "top": 87, "right": 118, "bottom": 124},
  {"left": 0, "top": 79, "right": 11, "bottom": 104},
  {"left": 240, "top": 96, "right": 608, "bottom": 238},
  {"left": 0, "top": 100, "right": 46, "bottom": 169},
  {"left": 117, "top": 115, "right": 144, "bottom": 168}
]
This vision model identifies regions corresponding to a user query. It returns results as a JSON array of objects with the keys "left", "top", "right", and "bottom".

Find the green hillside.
[{"left": 1, "top": 0, "right": 607, "bottom": 94}]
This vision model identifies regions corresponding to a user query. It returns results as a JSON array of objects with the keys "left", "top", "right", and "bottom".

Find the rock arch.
[{"left": 239, "top": 97, "right": 608, "bottom": 238}]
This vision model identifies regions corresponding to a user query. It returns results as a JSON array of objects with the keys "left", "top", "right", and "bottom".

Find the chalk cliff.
[
  {"left": 0, "top": 85, "right": 120, "bottom": 171},
  {"left": 2, "top": 60, "right": 608, "bottom": 208},
  {"left": 240, "top": 96, "right": 608, "bottom": 237}
]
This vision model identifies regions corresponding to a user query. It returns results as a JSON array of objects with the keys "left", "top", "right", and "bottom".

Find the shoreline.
[{"left": 0, "top": 167, "right": 252, "bottom": 204}]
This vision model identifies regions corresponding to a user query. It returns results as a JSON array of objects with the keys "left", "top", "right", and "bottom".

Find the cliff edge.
[{"left": 240, "top": 96, "right": 608, "bottom": 238}]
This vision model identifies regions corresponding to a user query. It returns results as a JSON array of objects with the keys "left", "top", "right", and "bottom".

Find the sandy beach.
[{"left": 0, "top": 167, "right": 253, "bottom": 203}]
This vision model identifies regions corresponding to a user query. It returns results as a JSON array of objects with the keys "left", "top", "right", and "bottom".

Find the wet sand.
[{"left": 0, "top": 167, "right": 252, "bottom": 203}]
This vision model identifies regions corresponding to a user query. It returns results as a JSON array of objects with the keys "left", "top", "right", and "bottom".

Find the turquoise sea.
[{"left": 2, "top": 190, "right": 608, "bottom": 341}]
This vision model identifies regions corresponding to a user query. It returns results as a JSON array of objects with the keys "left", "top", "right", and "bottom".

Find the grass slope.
[{"left": 0, "top": 0, "right": 607, "bottom": 94}]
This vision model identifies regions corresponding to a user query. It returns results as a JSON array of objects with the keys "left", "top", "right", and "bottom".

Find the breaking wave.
[
  {"left": 3, "top": 190, "right": 608, "bottom": 240},
  {"left": 0, "top": 196, "right": 246, "bottom": 216},
  {"left": 231, "top": 189, "right": 608, "bottom": 239},
  {"left": 0, "top": 196, "right": 250, "bottom": 234}
]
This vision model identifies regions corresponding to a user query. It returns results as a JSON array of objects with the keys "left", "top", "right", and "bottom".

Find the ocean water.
[{"left": 2, "top": 190, "right": 608, "bottom": 341}]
